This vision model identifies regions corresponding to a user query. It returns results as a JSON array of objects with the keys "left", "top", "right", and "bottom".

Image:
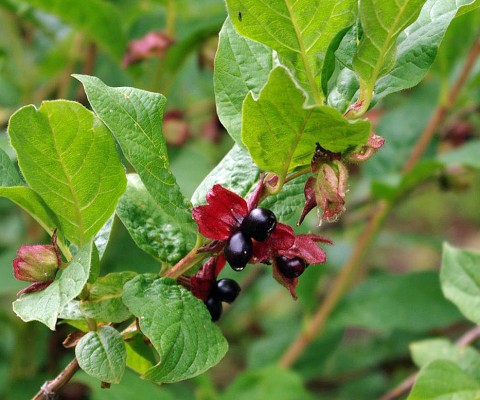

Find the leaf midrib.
[
  {"left": 47, "top": 108, "right": 85, "bottom": 244},
  {"left": 367, "top": 0, "right": 419, "bottom": 86},
  {"left": 284, "top": 0, "right": 323, "bottom": 104}
]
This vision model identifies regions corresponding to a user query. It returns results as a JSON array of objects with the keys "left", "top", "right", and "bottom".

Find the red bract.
[
  {"left": 192, "top": 184, "right": 248, "bottom": 240},
  {"left": 190, "top": 255, "right": 226, "bottom": 301},
  {"left": 251, "top": 223, "right": 295, "bottom": 263}
]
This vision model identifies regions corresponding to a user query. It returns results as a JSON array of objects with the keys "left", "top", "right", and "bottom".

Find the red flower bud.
[
  {"left": 13, "top": 245, "right": 59, "bottom": 283},
  {"left": 13, "top": 231, "right": 61, "bottom": 295}
]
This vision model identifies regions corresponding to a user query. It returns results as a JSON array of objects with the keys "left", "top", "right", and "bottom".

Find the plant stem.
[
  {"left": 164, "top": 245, "right": 207, "bottom": 279},
  {"left": 378, "top": 325, "right": 480, "bottom": 400},
  {"left": 278, "top": 35, "right": 480, "bottom": 369},
  {"left": 279, "top": 199, "right": 390, "bottom": 368},
  {"left": 32, "top": 358, "right": 80, "bottom": 400},
  {"left": 403, "top": 37, "right": 480, "bottom": 173}
]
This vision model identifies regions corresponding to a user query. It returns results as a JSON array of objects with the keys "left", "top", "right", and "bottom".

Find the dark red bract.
[
  {"left": 192, "top": 184, "right": 249, "bottom": 241},
  {"left": 192, "top": 182, "right": 332, "bottom": 298}
]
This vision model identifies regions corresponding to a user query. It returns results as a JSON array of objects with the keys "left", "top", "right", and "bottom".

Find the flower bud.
[
  {"left": 13, "top": 244, "right": 59, "bottom": 283},
  {"left": 316, "top": 160, "right": 348, "bottom": 222}
]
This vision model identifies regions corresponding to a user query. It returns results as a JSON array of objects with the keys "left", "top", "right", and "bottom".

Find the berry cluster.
[
  {"left": 205, "top": 279, "right": 241, "bottom": 321},
  {"left": 192, "top": 184, "right": 330, "bottom": 300},
  {"left": 224, "top": 207, "right": 276, "bottom": 271}
]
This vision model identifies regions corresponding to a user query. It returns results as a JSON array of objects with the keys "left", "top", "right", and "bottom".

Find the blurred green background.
[{"left": 1, "top": 1, "right": 480, "bottom": 399}]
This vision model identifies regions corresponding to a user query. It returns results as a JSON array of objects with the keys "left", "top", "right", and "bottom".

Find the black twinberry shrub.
[
  {"left": 213, "top": 278, "right": 241, "bottom": 303},
  {"left": 276, "top": 256, "right": 307, "bottom": 279},
  {"left": 224, "top": 231, "right": 253, "bottom": 271},
  {"left": 205, "top": 296, "right": 222, "bottom": 321},
  {"left": 241, "top": 207, "right": 277, "bottom": 242}
]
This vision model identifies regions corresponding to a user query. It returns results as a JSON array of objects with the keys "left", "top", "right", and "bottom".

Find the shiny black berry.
[
  {"left": 205, "top": 296, "right": 222, "bottom": 321},
  {"left": 213, "top": 279, "right": 241, "bottom": 303},
  {"left": 276, "top": 256, "right": 307, "bottom": 279},
  {"left": 224, "top": 231, "right": 253, "bottom": 271},
  {"left": 241, "top": 207, "right": 277, "bottom": 242}
]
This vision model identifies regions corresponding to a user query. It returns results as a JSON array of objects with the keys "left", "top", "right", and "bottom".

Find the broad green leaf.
[
  {"left": 0, "top": 187, "right": 60, "bottom": 236},
  {"left": 123, "top": 275, "right": 228, "bottom": 383},
  {"left": 214, "top": 18, "right": 272, "bottom": 146},
  {"left": 353, "top": 0, "right": 427, "bottom": 97},
  {"left": 375, "top": 0, "right": 478, "bottom": 100},
  {"left": 407, "top": 360, "right": 480, "bottom": 400},
  {"left": 221, "top": 366, "right": 313, "bottom": 400},
  {"left": 321, "top": 25, "right": 355, "bottom": 97},
  {"left": 125, "top": 335, "right": 155, "bottom": 375},
  {"left": 438, "top": 140, "right": 480, "bottom": 169},
  {"left": 74, "top": 75, "right": 195, "bottom": 235},
  {"left": 21, "top": 0, "right": 125, "bottom": 59},
  {"left": 76, "top": 325, "right": 126, "bottom": 384},
  {"left": 13, "top": 241, "right": 92, "bottom": 330},
  {"left": 330, "top": 271, "right": 462, "bottom": 333},
  {"left": 225, "top": 0, "right": 357, "bottom": 104},
  {"left": 117, "top": 174, "right": 195, "bottom": 265},
  {"left": 410, "top": 338, "right": 480, "bottom": 381},
  {"left": 8, "top": 100, "right": 127, "bottom": 245},
  {"left": 242, "top": 67, "right": 370, "bottom": 181},
  {"left": 58, "top": 300, "right": 84, "bottom": 321},
  {"left": 457, "top": 0, "right": 480, "bottom": 16},
  {"left": 261, "top": 174, "right": 309, "bottom": 222},
  {"left": 191, "top": 144, "right": 260, "bottom": 206},
  {"left": 440, "top": 243, "right": 480, "bottom": 325},
  {"left": 81, "top": 272, "right": 137, "bottom": 323},
  {"left": 94, "top": 214, "right": 114, "bottom": 260},
  {"left": 0, "top": 147, "right": 21, "bottom": 186},
  {"left": 0, "top": 148, "right": 62, "bottom": 238}
]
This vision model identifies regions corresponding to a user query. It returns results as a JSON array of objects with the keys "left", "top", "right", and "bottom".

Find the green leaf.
[
  {"left": 410, "top": 338, "right": 480, "bottom": 381},
  {"left": 0, "top": 148, "right": 62, "bottom": 237},
  {"left": 225, "top": 0, "right": 357, "bottom": 104},
  {"left": 440, "top": 243, "right": 480, "bottom": 325},
  {"left": 191, "top": 144, "right": 260, "bottom": 206},
  {"left": 331, "top": 271, "right": 462, "bottom": 333},
  {"left": 438, "top": 140, "right": 480, "bottom": 169},
  {"left": 407, "top": 360, "right": 480, "bottom": 400},
  {"left": 125, "top": 335, "right": 155, "bottom": 375},
  {"left": 321, "top": 25, "right": 354, "bottom": 98},
  {"left": 221, "top": 366, "right": 313, "bottom": 400},
  {"left": 214, "top": 17, "right": 272, "bottom": 146},
  {"left": 76, "top": 325, "right": 126, "bottom": 384},
  {"left": 457, "top": 0, "right": 480, "bottom": 16},
  {"left": 94, "top": 215, "right": 114, "bottom": 260},
  {"left": 0, "top": 147, "right": 22, "bottom": 186},
  {"left": 13, "top": 241, "right": 92, "bottom": 330},
  {"left": 81, "top": 272, "right": 137, "bottom": 323},
  {"left": 353, "top": 0, "right": 427, "bottom": 95},
  {"left": 21, "top": 0, "right": 126, "bottom": 59},
  {"left": 8, "top": 100, "right": 127, "bottom": 245},
  {"left": 375, "top": 0, "right": 478, "bottom": 100},
  {"left": 261, "top": 174, "right": 309, "bottom": 222},
  {"left": 0, "top": 186, "right": 60, "bottom": 236},
  {"left": 122, "top": 275, "right": 228, "bottom": 383},
  {"left": 74, "top": 75, "right": 195, "bottom": 235},
  {"left": 117, "top": 174, "right": 195, "bottom": 265},
  {"left": 242, "top": 67, "right": 370, "bottom": 181}
]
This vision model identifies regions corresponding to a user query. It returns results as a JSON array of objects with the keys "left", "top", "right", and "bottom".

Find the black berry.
[
  {"left": 213, "top": 279, "right": 241, "bottom": 303},
  {"left": 224, "top": 231, "right": 253, "bottom": 271},
  {"left": 276, "top": 256, "right": 307, "bottom": 279},
  {"left": 205, "top": 296, "right": 222, "bottom": 321},
  {"left": 241, "top": 207, "right": 277, "bottom": 242}
]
